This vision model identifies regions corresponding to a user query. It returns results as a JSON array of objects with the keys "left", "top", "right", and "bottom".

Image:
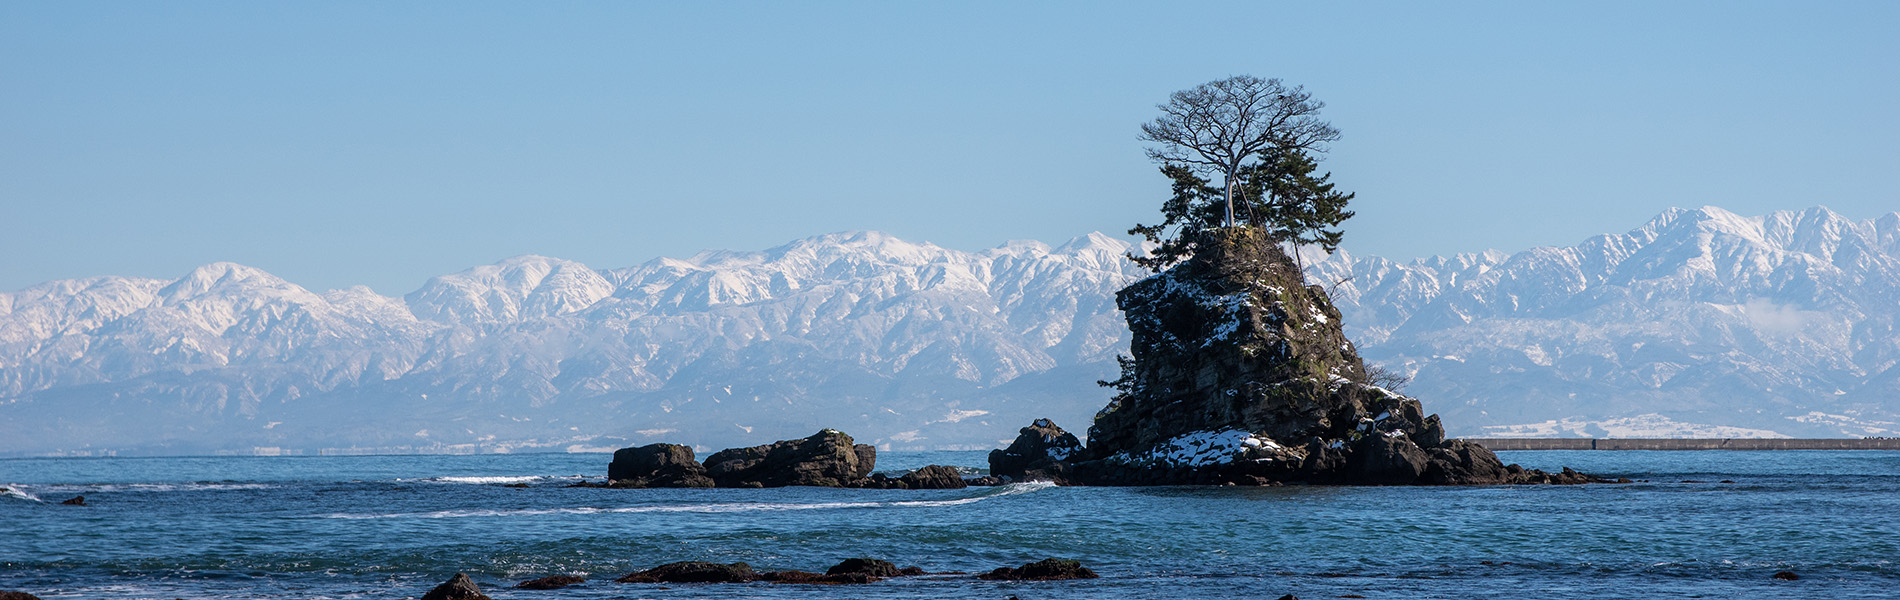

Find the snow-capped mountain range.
[{"left": 2, "top": 206, "right": 1895, "bottom": 456}]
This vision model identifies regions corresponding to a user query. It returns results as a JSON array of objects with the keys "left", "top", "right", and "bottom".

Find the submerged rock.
[
  {"left": 899, "top": 465, "right": 968, "bottom": 489},
  {"left": 0, "top": 591, "right": 44, "bottom": 600},
  {"left": 419, "top": 573, "right": 491, "bottom": 600},
  {"left": 702, "top": 430, "right": 876, "bottom": 488},
  {"left": 988, "top": 419, "right": 1083, "bottom": 482},
  {"left": 978, "top": 558, "right": 1099, "bottom": 581},
  {"left": 513, "top": 575, "right": 585, "bottom": 590},
  {"left": 761, "top": 570, "right": 876, "bottom": 584},
  {"left": 1065, "top": 227, "right": 1597, "bottom": 486},
  {"left": 616, "top": 561, "right": 757, "bottom": 584},
  {"left": 59, "top": 496, "right": 85, "bottom": 506},
  {"left": 608, "top": 443, "right": 714, "bottom": 488}
]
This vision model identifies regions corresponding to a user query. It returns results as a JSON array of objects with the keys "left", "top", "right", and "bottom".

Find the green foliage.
[
  {"left": 1127, "top": 150, "right": 1355, "bottom": 272},
  {"left": 1096, "top": 354, "right": 1140, "bottom": 393},
  {"left": 1244, "top": 150, "right": 1355, "bottom": 256}
]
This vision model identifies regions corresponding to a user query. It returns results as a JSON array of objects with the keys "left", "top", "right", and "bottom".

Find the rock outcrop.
[
  {"left": 0, "top": 591, "right": 44, "bottom": 600},
  {"left": 702, "top": 429, "right": 877, "bottom": 488},
  {"left": 988, "top": 418, "right": 1083, "bottom": 481},
  {"left": 419, "top": 573, "right": 491, "bottom": 600},
  {"left": 898, "top": 465, "right": 969, "bottom": 489},
  {"left": 1069, "top": 227, "right": 1598, "bottom": 486},
  {"left": 607, "top": 443, "right": 714, "bottom": 488},
  {"left": 978, "top": 558, "right": 1099, "bottom": 581}
]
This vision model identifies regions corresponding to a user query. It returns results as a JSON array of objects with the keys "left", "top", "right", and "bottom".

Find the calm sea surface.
[{"left": 3, "top": 450, "right": 1895, "bottom": 599}]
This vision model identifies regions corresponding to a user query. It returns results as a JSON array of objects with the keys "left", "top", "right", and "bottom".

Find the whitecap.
[
  {"left": 2, "top": 484, "right": 43, "bottom": 502},
  {"left": 322, "top": 480, "right": 1056, "bottom": 520}
]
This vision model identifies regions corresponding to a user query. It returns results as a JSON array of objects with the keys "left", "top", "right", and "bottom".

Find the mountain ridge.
[{"left": 3, "top": 206, "right": 1896, "bottom": 456}]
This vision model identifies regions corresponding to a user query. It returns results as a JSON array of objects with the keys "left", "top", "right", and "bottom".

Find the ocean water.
[{"left": 2, "top": 450, "right": 1896, "bottom": 599}]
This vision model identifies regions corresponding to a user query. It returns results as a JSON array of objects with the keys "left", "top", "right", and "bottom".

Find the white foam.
[
  {"left": 421, "top": 476, "right": 552, "bottom": 485},
  {"left": 322, "top": 481, "right": 1056, "bottom": 520},
  {"left": 29, "top": 482, "right": 280, "bottom": 493},
  {"left": 2, "top": 485, "right": 43, "bottom": 502}
]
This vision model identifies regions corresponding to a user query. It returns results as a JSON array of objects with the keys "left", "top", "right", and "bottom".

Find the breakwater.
[{"left": 1468, "top": 438, "right": 1900, "bottom": 451}]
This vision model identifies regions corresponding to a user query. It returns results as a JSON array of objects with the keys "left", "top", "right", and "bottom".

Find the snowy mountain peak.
[
  {"left": 4, "top": 207, "right": 1898, "bottom": 456},
  {"left": 404, "top": 254, "right": 614, "bottom": 324}
]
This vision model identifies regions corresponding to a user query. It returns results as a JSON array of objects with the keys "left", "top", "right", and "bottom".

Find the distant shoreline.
[{"left": 1470, "top": 438, "right": 1900, "bottom": 451}]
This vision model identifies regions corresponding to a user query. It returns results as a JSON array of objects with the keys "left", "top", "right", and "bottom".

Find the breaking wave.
[
  {"left": 2, "top": 485, "right": 43, "bottom": 502},
  {"left": 322, "top": 480, "right": 1057, "bottom": 520}
]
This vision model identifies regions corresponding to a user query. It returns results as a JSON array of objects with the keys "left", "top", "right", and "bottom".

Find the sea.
[{"left": 3, "top": 450, "right": 1895, "bottom": 599}]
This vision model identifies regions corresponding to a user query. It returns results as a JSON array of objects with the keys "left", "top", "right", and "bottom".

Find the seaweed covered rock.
[
  {"left": 988, "top": 418, "right": 1083, "bottom": 482},
  {"left": 608, "top": 443, "right": 714, "bottom": 488},
  {"left": 1078, "top": 227, "right": 1593, "bottom": 486},
  {"left": 702, "top": 430, "right": 876, "bottom": 488}
]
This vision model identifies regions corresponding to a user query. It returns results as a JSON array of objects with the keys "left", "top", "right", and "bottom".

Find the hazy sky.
[{"left": 4, "top": 1, "right": 1895, "bottom": 295}]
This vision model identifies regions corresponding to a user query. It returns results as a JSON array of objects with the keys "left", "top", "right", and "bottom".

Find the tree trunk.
[{"left": 1223, "top": 173, "right": 1236, "bottom": 227}]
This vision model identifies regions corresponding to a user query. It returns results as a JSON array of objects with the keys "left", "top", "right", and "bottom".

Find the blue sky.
[{"left": 4, "top": 1, "right": 1895, "bottom": 295}]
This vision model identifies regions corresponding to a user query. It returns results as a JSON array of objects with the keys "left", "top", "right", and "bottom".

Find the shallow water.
[{"left": 3, "top": 450, "right": 1895, "bottom": 599}]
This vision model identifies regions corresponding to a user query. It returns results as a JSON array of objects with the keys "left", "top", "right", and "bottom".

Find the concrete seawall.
[{"left": 1467, "top": 438, "right": 1900, "bottom": 451}]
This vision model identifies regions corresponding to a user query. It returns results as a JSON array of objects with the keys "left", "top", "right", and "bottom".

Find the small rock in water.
[
  {"left": 513, "top": 575, "right": 585, "bottom": 590},
  {"left": 0, "top": 591, "right": 46, "bottom": 600},
  {"left": 1773, "top": 571, "right": 1799, "bottom": 581},
  {"left": 978, "top": 558, "right": 1099, "bottom": 581},
  {"left": 420, "top": 573, "right": 491, "bottom": 600},
  {"left": 616, "top": 561, "right": 757, "bottom": 583},
  {"left": 1276, "top": 595, "right": 1298, "bottom": 600},
  {"left": 826, "top": 558, "right": 900, "bottom": 578},
  {"left": 59, "top": 496, "right": 85, "bottom": 506}
]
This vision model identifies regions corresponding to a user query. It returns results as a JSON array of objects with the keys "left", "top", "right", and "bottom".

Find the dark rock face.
[
  {"left": 1070, "top": 227, "right": 1596, "bottom": 486},
  {"left": 826, "top": 558, "right": 900, "bottom": 578},
  {"left": 0, "top": 591, "right": 44, "bottom": 600},
  {"left": 761, "top": 570, "right": 876, "bottom": 584},
  {"left": 607, "top": 443, "right": 714, "bottom": 488},
  {"left": 988, "top": 418, "right": 1083, "bottom": 481},
  {"left": 900, "top": 465, "right": 968, "bottom": 489},
  {"left": 978, "top": 558, "right": 1099, "bottom": 581},
  {"left": 420, "top": 573, "right": 492, "bottom": 600},
  {"left": 616, "top": 561, "right": 758, "bottom": 584},
  {"left": 513, "top": 575, "right": 585, "bottom": 590},
  {"left": 702, "top": 430, "right": 876, "bottom": 488}
]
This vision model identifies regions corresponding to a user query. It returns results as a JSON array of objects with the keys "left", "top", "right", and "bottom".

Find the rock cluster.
[
  {"left": 601, "top": 430, "right": 969, "bottom": 489},
  {"left": 995, "top": 227, "right": 1603, "bottom": 486}
]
